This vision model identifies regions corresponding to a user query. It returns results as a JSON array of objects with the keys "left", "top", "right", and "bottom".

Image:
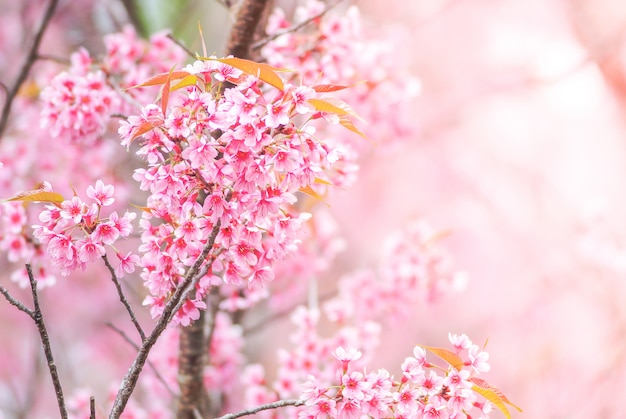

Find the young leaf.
[
  {"left": 4, "top": 189, "right": 64, "bottom": 204},
  {"left": 198, "top": 21, "right": 208, "bottom": 58},
  {"left": 160, "top": 66, "right": 177, "bottom": 115},
  {"left": 338, "top": 115, "right": 366, "bottom": 138},
  {"left": 128, "top": 71, "right": 190, "bottom": 89},
  {"left": 130, "top": 203, "right": 153, "bottom": 214},
  {"left": 312, "top": 81, "right": 365, "bottom": 93},
  {"left": 471, "top": 385, "right": 513, "bottom": 419},
  {"left": 171, "top": 74, "right": 198, "bottom": 92},
  {"left": 127, "top": 121, "right": 156, "bottom": 146},
  {"left": 419, "top": 345, "right": 465, "bottom": 371},
  {"left": 298, "top": 185, "right": 329, "bottom": 206},
  {"left": 470, "top": 377, "right": 523, "bottom": 412},
  {"left": 203, "top": 57, "right": 286, "bottom": 91}
]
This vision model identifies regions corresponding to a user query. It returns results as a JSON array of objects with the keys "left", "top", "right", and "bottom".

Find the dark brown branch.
[
  {"left": 90, "top": 396, "right": 96, "bottom": 419},
  {"left": 175, "top": 309, "right": 210, "bottom": 419},
  {"left": 215, "top": 399, "right": 305, "bottom": 419},
  {"left": 26, "top": 264, "right": 68, "bottom": 419},
  {"left": 0, "top": 0, "right": 59, "bottom": 140},
  {"left": 225, "top": 0, "right": 271, "bottom": 58},
  {"left": 102, "top": 254, "right": 146, "bottom": 342},
  {"left": 105, "top": 322, "right": 177, "bottom": 398},
  {"left": 109, "top": 220, "right": 221, "bottom": 418}
]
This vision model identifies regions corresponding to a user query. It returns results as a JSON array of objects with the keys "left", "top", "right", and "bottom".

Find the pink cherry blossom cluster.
[
  {"left": 31, "top": 180, "right": 137, "bottom": 277},
  {"left": 40, "top": 26, "right": 185, "bottom": 145},
  {"left": 324, "top": 221, "right": 468, "bottom": 324},
  {"left": 119, "top": 58, "right": 355, "bottom": 325},
  {"left": 300, "top": 334, "right": 493, "bottom": 419},
  {"left": 261, "top": 0, "right": 421, "bottom": 150}
]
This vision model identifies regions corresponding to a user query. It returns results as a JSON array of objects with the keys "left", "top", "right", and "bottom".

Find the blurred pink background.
[{"left": 2, "top": 0, "right": 626, "bottom": 417}]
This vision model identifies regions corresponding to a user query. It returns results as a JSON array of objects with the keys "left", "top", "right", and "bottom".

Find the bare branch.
[
  {"left": 166, "top": 33, "right": 196, "bottom": 59},
  {"left": 0, "top": 0, "right": 59, "bottom": 140},
  {"left": 90, "top": 396, "right": 96, "bottom": 419},
  {"left": 102, "top": 254, "right": 146, "bottom": 342},
  {"left": 215, "top": 399, "right": 306, "bottom": 419},
  {"left": 0, "top": 285, "right": 34, "bottom": 318},
  {"left": 109, "top": 220, "right": 221, "bottom": 418},
  {"left": 105, "top": 322, "right": 177, "bottom": 399},
  {"left": 25, "top": 264, "right": 68, "bottom": 419}
]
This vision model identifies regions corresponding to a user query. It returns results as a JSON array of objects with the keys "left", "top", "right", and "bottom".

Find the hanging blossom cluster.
[
  {"left": 299, "top": 333, "right": 494, "bottom": 419},
  {"left": 31, "top": 181, "right": 137, "bottom": 277},
  {"left": 118, "top": 57, "right": 358, "bottom": 325},
  {"left": 40, "top": 26, "right": 185, "bottom": 145}
]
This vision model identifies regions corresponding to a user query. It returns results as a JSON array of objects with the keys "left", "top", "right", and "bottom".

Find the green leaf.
[
  {"left": 419, "top": 345, "right": 465, "bottom": 371},
  {"left": 3, "top": 189, "right": 64, "bottom": 204},
  {"left": 202, "top": 57, "right": 287, "bottom": 91}
]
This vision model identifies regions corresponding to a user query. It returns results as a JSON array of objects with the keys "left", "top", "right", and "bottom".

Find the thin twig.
[
  {"left": 105, "top": 322, "right": 177, "bottom": 398},
  {"left": 0, "top": 0, "right": 59, "bottom": 140},
  {"left": 215, "top": 399, "right": 305, "bottom": 419},
  {"left": 90, "top": 396, "right": 96, "bottom": 419},
  {"left": 251, "top": 0, "right": 343, "bottom": 51},
  {"left": 109, "top": 220, "right": 221, "bottom": 418},
  {"left": 166, "top": 33, "right": 196, "bottom": 59},
  {"left": 25, "top": 264, "right": 68, "bottom": 419},
  {"left": 102, "top": 254, "right": 146, "bottom": 342},
  {"left": 0, "top": 285, "right": 34, "bottom": 317}
]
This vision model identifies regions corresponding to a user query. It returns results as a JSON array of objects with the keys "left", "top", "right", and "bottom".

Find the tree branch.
[
  {"left": 215, "top": 399, "right": 305, "bottom": 419},
  {"left": 105, "top": 322, "right": 177, "bottom": 399},
  {"left": 0, "top": 285, "right": 34, "bottom": 318},
  {"left": 225, "top": 0, "right": 271, "bottom": 58},
  {"left": 108, "top": 220, "right": 221, "bottom": 418},
  {"left": 0, "top": 0, "right": 59, "bottom": 140},
  {"left": 102, "top": 254, "right": 146, "bottom": 342},
  {"left": 26, "top": 264, "right": 68, "bottom": 419}
]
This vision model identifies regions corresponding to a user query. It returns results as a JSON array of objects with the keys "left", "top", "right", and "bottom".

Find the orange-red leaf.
[
  {"left": 128, "top": 121, "right": 156, "bottom": 145},
  {"left": 4, "top": 190, "right": 64, "bottom": 204},
  {"left": 420, "top": 345, "right": 465, "bottom": 371},
  {"left": 171, "top": 74, "right": 198, "bottom": 92},
  {"left": 338, "top": 115, "right": 366, "bottom": 138},
  {"left": 205, "top": 57, "right": 286, "bottom": 91},
  {"left": 312, "top": 81, "right": 364, "bottom": 93},
  {"left": 129, "top": 71, "right": 191, "bottom": 89},
  {"left": 130, "top": 203, "right": 153, "bottom": 214},
  {"left": 308, "top": 98, "right": 352, "bottom": 117},
  {"left": 161, "top": 70, "right": 172, "bottom": 115},
  {"left": 471, "top": 385, "right": 512, "bottom": 419},
  {"left": 470, "top": 377, "right": 523, "bottom": 413},
  {"left": 298, "top": 185, "right": 329, "bottom": 206}
]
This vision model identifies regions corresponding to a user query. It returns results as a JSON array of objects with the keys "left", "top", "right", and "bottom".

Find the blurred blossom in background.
[{"left": 2, "top": 0, "right": 626, "bottom": 418}]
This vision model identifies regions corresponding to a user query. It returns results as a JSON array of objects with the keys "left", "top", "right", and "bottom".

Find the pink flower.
[
  {"left": 86, "top": 180, "right": 115, "bottom": 206},
  {"left": 60, "top": 196, "right": 86, "bottom": 223},
  {"left": 115, "top": 251, "right": 140, "bottom": 278},
  {"left": 91, "top": 221, "right": 120, "bottom": 245}
]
